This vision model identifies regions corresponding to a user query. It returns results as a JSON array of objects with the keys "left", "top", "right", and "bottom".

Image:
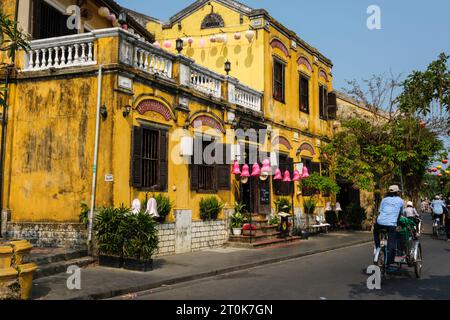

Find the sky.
[{"left": 116, "top": 0, "right": 450, "bottom": 91}]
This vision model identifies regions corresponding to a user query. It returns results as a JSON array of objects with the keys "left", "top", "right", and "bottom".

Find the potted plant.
[
  {"left": 274, "top": 197, "right": 292, "bottom": 214},
  {"left": 152, "top": 193, "right": 174, "bottom": 223},
  {"left": 199, "top": 196, "right": 224, "bottom": 221},
  {"left": 120, "top": 211, "right": 159, "bottom": 272},
  {"left": 268, "top": 214, "right": 280, "bottom": 226},
  {"left": 94, "top": 206, "right": 128, "bottom": 268},
  {"left": 230, "top": 202, "right": 248, "bottom": 236}
]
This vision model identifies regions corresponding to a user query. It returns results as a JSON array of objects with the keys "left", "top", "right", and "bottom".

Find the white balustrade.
[
  {"left": 235, "top": 84, "right": 263, "bottom": 112},
  {"left": 190, "top": 66, "right": 222, "bottom": 99},
  {"left": 133, "top": 44, "right": 173, "bottom": 79},
  {"left": 24, "top": 34, "right": 96, "bottom": 71}
]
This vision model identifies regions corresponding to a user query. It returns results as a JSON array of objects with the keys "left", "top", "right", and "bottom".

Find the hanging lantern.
[
  {"left": 232, "top": 160, "right": 241, "bottom": 175},
  {"left": 446, "top": 170, "right": 450, "bottom": 175},
  {"left": 443, "top": 159, "right": 449, "bottom": 164},
  {"left": 107, "top": 13, "right": 116, "bottom": 22},
  {"left": 437, "top": 165, "right": 443, "bottom": 170},
  {"left": 241, "top": 164, "right": 250, "bottom": 184},
  {"left": 216, "top": 34, "right": 224, "bottom": 43},
  {"left": 335, "top": 202, "right": 343, "bottom": 212},
  {"left": 251, "top": 163, "right": 261, "bottom": 177},
  {"left": 222, "top": 34, "right": 228, "bottom": 44},
  {"left": 153, "top": 41, "right": 161, "bottom": 48},
  {"left": 245, "top": 30, "right": 255, "bottom": 43},
  {"left": 234, "top": 32, "right": 241, "bottom": 40},
  {"left": 163, "top": 40, "right": 172, "bottom": 49},
  {"left": 200, "top": 37, "right": 205, "bottom": 48},
  {"left": 98, "top": 7, "right": 110, "bottom": 18},
  {"left": 282, "top": 170, "right": 291, "bottom": 182},
  {"left": 273, "top": 169, "right": 282, "bottom": 180},
  {"left": 438, "top": 173, "right": 443, "bottom": 177},
  {"left": 301, "top": 166, "right": 310, "bottom": 179},
  {"left": 187, "top": 37, "right": 194, "bottom": 46},
  {"left": 431, "top": 168, "right": 438, "bottom": 172},
  {"left": 292, "top": 170, "right": 301, "bottom": 181},
  {"left": 325, "top": 202, "right": 332, "bottom": 211},
  {"left": 210, "top": 35, "right": 217, "bottom": 43},
  {"left": 260, "top": 159, "right": 272, "bottom": 181}
]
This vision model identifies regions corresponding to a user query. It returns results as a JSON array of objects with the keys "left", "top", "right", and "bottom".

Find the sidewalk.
[{"left": 31, "top": 231, "right": 372, "bottom": 300}]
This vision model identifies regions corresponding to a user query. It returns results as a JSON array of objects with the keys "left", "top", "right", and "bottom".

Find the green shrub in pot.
[{"left": 199, "top": 196, "right": 224, "bottom": 221}]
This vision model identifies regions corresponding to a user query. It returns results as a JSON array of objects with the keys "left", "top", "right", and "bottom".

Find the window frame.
[
  {"left": 273, "top": 57, "right": 286, "bottom": 103},
  {"left": 299, "top": 73, "right": 310, "bottom": 114},
  {"left": 319, "top": 84, "right": 328, "bottom": 120}
]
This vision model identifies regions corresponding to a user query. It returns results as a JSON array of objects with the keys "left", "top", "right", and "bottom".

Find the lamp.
[
  {"left": 335, "top": 202, "right": 342, "bottom": 212},
  {"left": 118, "top": 11, "right": 127, "bottom": 29},
  {"left": 224, "top": 60, "right": 231, "bottom": 75},
  {"left": 273, "top": 169, "right": 282, "bottom": 180},
  {"left": 122, "top": 105, "right": 131, "bottom": 117},
  {"left": 292, "top": 170, "right": 301, "bottom": 181},
  {"left": 251, "top": 163, "right": 261, "bottom": 177},
  {"left": 260, "top": 159, "right": 271, "bottom": 181},
  {"left": 282, "top": 170, "right": 291, "bottom": 182},
  {"left": 301, "top": 166, "right": 310, "bottom": 179},
  {"left": 241, "top": 164, "right": 250, "bottom": 184},
  {"left": 176, "top": 38, "right": 183, "bottom": 53},
  {"left": 232, "top": 160, "right": 241, "bottom": 175},
  {"left": 100, "top": 104, "right": 108, "bottom": 120}
]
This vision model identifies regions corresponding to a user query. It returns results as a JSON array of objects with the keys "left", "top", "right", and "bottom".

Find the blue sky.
[{"left": 117, "top": 0, "right": 450, "bottom": 91}]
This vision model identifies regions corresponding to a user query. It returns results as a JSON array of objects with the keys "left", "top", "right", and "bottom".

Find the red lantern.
[
  {"left": 231, "top": 160, "right": 241, "bottom": 175},
  {"left": 438, "top": 173, "right": 443, "bottom": 177},
  {"left": 292, "top": 170, "right": 301, "bottom": 181},
  {"left": 443, "top": 159, "right": 449, "bottom": 164},
  {"left": 432, "top": 168, "right": 438, "bottom": 172}
]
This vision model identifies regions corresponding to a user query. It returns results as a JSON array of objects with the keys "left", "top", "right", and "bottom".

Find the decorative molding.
[
  {"left": 272, "top": 135, "right": 292, "bottom": 150},
  {"left": 270, "top": 38, "right": 290, "bottom": 58},
  {"left": 190, "top": 114, "right": 225, "bottom": 134},
  {"left": 297, "top": 56, "right": 312, "bottom": 73},
  {"left": 136, "top": 99, "right": 174, "bottom": 121},
  {"left": 297, "top": 142, "right": 315, "bottom": 156},
  {"left": 319, "top": 69, "right": 329, "bottom": 82},
  {"left": 201, "top": 13, "right": 225, "bottom": 29}
]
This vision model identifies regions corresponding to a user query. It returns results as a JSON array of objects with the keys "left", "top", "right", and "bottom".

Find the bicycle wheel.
[
  {"left": 377, "top": 246, "right": 387, "bottom": 283},
  {"left": 414, "top": 243, "right": 423, "bottom": 278}
]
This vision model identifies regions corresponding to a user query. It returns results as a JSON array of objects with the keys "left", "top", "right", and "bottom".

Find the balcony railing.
[
  {"left": 189, "top": 64, "right": 223, "bottom": 99},
  {"left": 235, "top": 83, "right": 263, "bottom": 113},
  {"left": 24, "top": 33, "right": 96, "bottom": 71},
  {"left": 20, "top": 28, "right": 263, "bottom": 114}
]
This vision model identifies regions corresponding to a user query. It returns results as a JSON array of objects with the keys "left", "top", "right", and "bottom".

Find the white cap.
[
  {"left": 389, "top": 185, "right": 400, "bottom": 193},
  {"left": 407, "top": 201, "right": 413, "bottom": 207}
]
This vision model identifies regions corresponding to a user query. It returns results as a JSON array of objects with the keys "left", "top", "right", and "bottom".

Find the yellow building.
[{"left": 0, "top": 0, "right": 338, "bottom": 253}]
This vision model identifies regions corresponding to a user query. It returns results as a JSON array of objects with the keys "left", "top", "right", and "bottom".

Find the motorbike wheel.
[
  {"left": 377, "top": 246, "right": 387, "bottom": 283},
  {"left": 414, "top": 244, "right": 423, "bottom": 279}
]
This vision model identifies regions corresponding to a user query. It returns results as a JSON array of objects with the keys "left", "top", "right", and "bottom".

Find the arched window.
[{"left": 201, "top": 13, "right": 225, "bottom": 29}]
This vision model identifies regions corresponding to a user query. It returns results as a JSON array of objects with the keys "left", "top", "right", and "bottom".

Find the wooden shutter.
[
  {"left": 217, "top": 144, "right": 231, "bottom": 190},
  {"left": 327, "top": 92, "right": 337, "bottom": 120},
  {"left": 130, "top": 126, "right": 143, "bottom": 188},
  {"left": 259, "top": 151, "right": 271, "bottom": 214},
  {"left": 190, "top": 137, "right": 202, "bottom": 191},
  {"left": 311, "top": 162, "right": 321, "bottom": 174},
  {"left": 158, "top": 130, "right": 169, "bottom": 191},
  {"left": 32, "top": 0, "right": 42, "bottom": 39}
]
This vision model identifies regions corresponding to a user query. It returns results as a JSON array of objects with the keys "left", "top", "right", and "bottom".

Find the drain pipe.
[{"left": 88, "top": 65, "right": 103, "bottom": 245}]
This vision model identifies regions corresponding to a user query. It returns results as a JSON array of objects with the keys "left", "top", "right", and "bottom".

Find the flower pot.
[
  {"left": 232, "top": 228, "right": 242, "bottom": 236},
  {"left": 17, "top": 263, "right": 38, "bottom": 300},
  {"left": 0, "top": 245, "right": 13, "bottom": 269},
  {"left": 98, "top": 255, "right": 123, "bottom": 268},
  {"left": 0, "top": 267, "right": 20, "bottom": 300},
  {"left": 123, "top": 258, "right": 153, "bottom": 272}
]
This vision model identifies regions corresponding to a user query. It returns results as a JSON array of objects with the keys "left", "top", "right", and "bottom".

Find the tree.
[{"left": 397, "top": 53, "right": 450, "bottom": 135}]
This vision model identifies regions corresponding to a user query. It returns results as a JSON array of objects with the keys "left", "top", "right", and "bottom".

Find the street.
[{"left": 125, "top": 216, "right": 450, "bottom": 300}]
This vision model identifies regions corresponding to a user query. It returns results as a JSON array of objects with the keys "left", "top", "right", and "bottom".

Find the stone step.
[
  {"left": 243, "top": 225, "right": 279, "bottom": 235},
  {"left": 34, "top": 256, "right": 96, "bottom": 280},
  {"left": 250, "top": 213, "right": 268, "bottom": 221},
  {"left": 229, "top": 232, "right": 281, "bottom": 243},
  {"left": 225, "top": 236, "right": 301, "bottom": 249},
  {"left": 25, "top": 248, "right": 88, "bottom": 266}
]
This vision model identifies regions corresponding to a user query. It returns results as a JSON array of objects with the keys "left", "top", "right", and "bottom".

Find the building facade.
[{"left": 0, "top": 0, "right": 338, "bottom": 254}]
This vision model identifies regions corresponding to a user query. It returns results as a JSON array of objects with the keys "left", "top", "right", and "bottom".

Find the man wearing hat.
[{"left": 373, "top": 185, "right": 405, "bottom": 271}]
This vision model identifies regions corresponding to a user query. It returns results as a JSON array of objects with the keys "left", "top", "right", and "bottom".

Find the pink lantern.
[
  {"left": 431, "top": 168, "right": 438, "bottom": 172},
  {"left": 261, "top": 159, "right": 271, "bottom": 174},
  {"left": 438, "top": 173, "right": 443, "bottom": 177},
  {"left": 188, "top": 37, "right": 194, "bottom": 46},
  {"left": 153, "top": 41, "right": 161, "bottom": 48},
  {"left": 232, "top": 160, "right": 241, "bottom": 175},
  {"left": 301, "top": 166, "right": 310, "bottom": 179},
  {"left": 273, "top": 169, "right": 282, "bottom": 180},
  {"left": 107, "top": 13, "right": 116, "bottom": 22},
  {"left": 251, "top": 163, "right": 261, "bottom": 177},
  {"left": 283, "top": 170, "right": 291, "bottom": 182},
  {"left": 241, "top": 164, "right": 250, "bottom": 178},
  {"left": 163, "top": 40, "right": 172, "bottom": 49},
  {"left": 292, "top": 170, "right": 301, "bottom": 181},
  {"left": 241, "top": 164, "right": 250, "bottom": 184},
  {"left": 443, "top": 159, "right": 449, "bottom": 164},
  {"left": 200, "top": 37, "right": 205, "bottom": 48}
]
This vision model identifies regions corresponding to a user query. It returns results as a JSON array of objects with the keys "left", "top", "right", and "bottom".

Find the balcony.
[{"left": 19, "top": 28, "right": 263, "bottom": 114}]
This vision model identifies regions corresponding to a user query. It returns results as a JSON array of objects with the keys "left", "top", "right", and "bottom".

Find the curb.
[{"left": 66, "top": 238, "right": 372, "bottom": 300}]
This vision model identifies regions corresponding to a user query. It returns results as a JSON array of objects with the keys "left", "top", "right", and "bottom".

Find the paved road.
[{"left": 125, "top": 215, "right": 450, "bottom": 300}]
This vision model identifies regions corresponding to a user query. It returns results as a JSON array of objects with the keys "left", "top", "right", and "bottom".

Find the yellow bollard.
[{"left": 17, "top": 263, "right": 38, "bottom": 300}]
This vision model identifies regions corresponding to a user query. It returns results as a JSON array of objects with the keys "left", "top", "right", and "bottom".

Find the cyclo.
[{"left": 373, "top": 216, "right": 423, "bottom": 283}]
